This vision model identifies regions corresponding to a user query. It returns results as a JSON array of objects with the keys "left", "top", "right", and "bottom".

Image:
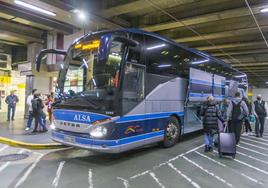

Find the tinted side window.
[{"left": 145, "top": 35, "right": 207, "bottom": 78}]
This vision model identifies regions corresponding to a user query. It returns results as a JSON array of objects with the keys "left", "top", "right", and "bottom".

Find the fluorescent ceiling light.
[
  {"left": 146, "top": 44, "right": 166, "bottom": 50},
  {"left": 191, "top": 59, "right": 209, "bottom": 65},
  {"left": 234, "top": 74, "right": 246, "bottom": 78},
  {"left": 14, "top": 0, "right": 56, "bottom": 16},
  {"left": 78, "top": 11, "right": 86, "bottom": 20},
  {"left": 260, "top": 8, "right": 268, "bottom": 13},
  {"left": 158, "top": 64, "right": 172, "bottom": 68}
]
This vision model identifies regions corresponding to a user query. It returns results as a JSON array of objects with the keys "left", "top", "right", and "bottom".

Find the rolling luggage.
[
  {"left": 218, "top": 123, "right": 236, "bottom": 159},
  {"left": 213, "top": 119, "right": 225, "bottom": 146}
]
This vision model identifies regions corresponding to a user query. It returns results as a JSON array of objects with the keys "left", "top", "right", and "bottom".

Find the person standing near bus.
[
  {"left": 242, "top": 97, "right": 253, "bottom": 136},
  {"left": 252, "top": 94, "right": 268, "bottom": 137},
  {"left": 25, "top": 89, "right": 37, "bottom": 131},
  {"left": 220, "top": 98, "right": 229, "bottom": 121},
  {"left": 32, "top": 92, "right": 47, "bottom": 133},
  {"left": 5, "top": 90, "right": 19, "bottom": 121},
  {"left": 45, "top": 94, "right": 53, "bottom": 124},
  {"left": 227, "top": 92, "right": 249, "bottom": 144},
  {"left": 201, "top": 96, "right": 223, "bottom": 152}
]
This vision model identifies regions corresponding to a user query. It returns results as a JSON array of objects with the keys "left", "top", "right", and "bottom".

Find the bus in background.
[{"left": 36, "top": 29, "right": 248, "bottom": 153}]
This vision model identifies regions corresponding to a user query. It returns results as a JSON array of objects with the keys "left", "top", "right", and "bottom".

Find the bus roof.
[{"left": 73, "top": 28, "right": 246, "bottom": 77}]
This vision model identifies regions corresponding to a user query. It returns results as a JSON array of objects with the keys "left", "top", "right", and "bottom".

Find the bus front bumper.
[{"left": 51, "top": 130, "right": 121, "bottom": 153}]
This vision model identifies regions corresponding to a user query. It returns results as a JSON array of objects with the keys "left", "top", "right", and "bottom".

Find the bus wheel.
[{"left": 162, "top": 116, "right": 180, "bottom": 148}]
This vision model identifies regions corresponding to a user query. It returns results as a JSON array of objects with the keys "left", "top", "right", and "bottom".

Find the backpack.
[{"left": 232, "top": 101, "right": 244, "bottom": 121}]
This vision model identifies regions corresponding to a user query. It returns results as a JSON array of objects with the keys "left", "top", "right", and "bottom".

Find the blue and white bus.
[{"left": 36, "top": 29, "right": 248, "bottom": 153}]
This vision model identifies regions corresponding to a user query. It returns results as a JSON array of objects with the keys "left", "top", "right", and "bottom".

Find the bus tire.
[{"left": 161, "top": 116, "right": 180, "bottom": 148}]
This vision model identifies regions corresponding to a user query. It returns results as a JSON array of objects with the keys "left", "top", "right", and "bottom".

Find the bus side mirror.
[
  {"left": 113, "top": 36, "right": 139, "bottom": 47},
  {"left": 36, "top": 49, "right": 67, "bottom": 72}
]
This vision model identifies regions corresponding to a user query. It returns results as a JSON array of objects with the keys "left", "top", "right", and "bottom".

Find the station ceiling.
[{"left": 0, "top": 0, "right": 268, "bottom": 87}]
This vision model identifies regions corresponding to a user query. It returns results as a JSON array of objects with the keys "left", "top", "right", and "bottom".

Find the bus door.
[
  {"left": 184, "top": 68, "right": 213, "bottom": 133},
  {"left": 122, "top": 62, "right": 146, "bottom": 135},
  {"left": 122, "top": 62, "right": 145, "bottom": 113}
]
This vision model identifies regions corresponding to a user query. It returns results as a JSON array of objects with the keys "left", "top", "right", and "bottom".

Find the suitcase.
[
  {"left": 218, "top": 124, "right": 236, "bottom": 159},
  {"left": 214, "top": 119, "right": 225, "bottom": 147}
]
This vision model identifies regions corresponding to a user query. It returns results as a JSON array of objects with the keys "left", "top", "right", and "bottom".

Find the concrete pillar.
[{"left": 24, "top": 42, "right": 43, "bottom": 118}]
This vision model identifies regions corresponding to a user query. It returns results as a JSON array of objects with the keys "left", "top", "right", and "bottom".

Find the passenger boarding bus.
[{"left": 36, "top": 29, "right": 248, "bottom": 153}]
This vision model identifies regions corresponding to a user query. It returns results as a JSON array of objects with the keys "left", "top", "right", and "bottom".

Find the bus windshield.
[{"left": 57, "top": 37, "right": 125, "bottom": 115}]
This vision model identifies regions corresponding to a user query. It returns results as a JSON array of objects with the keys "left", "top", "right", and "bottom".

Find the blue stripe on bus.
[
  {"left": 116, "top": 111, "right": 184, "bottom": 123},
  {"left": 214, "top": 83, "right": 225, "bottom": 88},
  {"left": 190, "top": 92, "right": 225, "bottom": 99},
  {"left": 189, "top": 93, "right": 212, "bottom": 97},
  {"left": 52, "top": 130, "right": 164, "bottom": 147},
  {"left": 190, "top": 79, "right": 212, "bottom": 86}
]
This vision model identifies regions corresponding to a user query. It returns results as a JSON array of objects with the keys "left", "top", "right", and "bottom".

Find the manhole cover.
[{"left": 0, "top": 154, "right": 29, "bottom": 162}]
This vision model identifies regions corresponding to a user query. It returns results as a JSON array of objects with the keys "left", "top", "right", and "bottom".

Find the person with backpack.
[
  {"left": 201, "top": 96, "right": 223, "bottom": 152},
  {"left": 252, "top": 94, "right": 268, "bottom": 137},
  {"left": 227, "top": 92, "right": 249, "bottom": 144},
  {"left": 242, "top": 97, "right": 253, "bottom": 136},
  {"left": 32, "top": 92, "right": 48, "bottom": 133}
]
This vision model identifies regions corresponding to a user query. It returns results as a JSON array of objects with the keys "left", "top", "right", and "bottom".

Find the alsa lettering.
[{"left": 74, "top": 114, "right": 91, "bottom": 122}]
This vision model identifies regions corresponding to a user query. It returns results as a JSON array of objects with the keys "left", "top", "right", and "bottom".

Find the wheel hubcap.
[{"left": 166, "top": 123, "right": 178, "bottom": 140}]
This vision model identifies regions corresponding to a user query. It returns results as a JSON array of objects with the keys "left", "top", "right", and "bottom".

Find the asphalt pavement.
[{"left": 1, "top": 128, "right": 268, "bottom": 188}]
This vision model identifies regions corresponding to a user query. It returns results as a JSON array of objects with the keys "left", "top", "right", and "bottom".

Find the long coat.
[{"left": 201, "top": 101, "right": 222, "bottom": 133}]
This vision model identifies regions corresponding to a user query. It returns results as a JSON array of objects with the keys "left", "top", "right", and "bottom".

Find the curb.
[{"left": 0, "top": 136, "right": 66, "bottom": 150}]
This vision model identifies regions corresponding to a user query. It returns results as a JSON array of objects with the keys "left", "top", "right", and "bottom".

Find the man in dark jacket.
[
  {"left": 32, "top": 92, "right": 47, "bottom": 133},
  {"left": 5, "top": 90, "right": 19, "bottom": 121},
  {"left": 201, "top": 96, "right": 223, "bottom": 152},
  {"left": 227, "top": 92, "right": 249, "bottom": 144},
  {"left": 252, "top": 94, "right": 268, "bottom": 137}
]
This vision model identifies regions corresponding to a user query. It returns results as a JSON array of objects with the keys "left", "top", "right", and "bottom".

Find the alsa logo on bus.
[{"left": 74, "top": 114, "right": 91, "bottom": 122}]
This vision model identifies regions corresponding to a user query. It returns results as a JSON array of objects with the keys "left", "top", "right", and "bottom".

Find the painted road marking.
[
  {"left": 195, "top": 151, "right": 225, "bottom": 167},
  {"left": 240, "top": 141, "right": 268, "bottom": 151},
  {"left": 234, "top": 159, "right": 268, "bottom": 175},
  {"left": 129, "top": 144, "right": 204, "bottom": 180},
  {"left": 199, "top": 151, "right": 263, "bottom": 185},
  {"left": 167, "top": 162, "right": 201, "bottom": 188},
  {"left": 238, "top": 145, "right": 268, "bottom": 157},
  {"left": 88, "top": 169, "right": 93, "bottom": 188},
  {"left": 241, "top": 137, "right": 268, "bottom": 146},
  {"left": 236, "top": 151, "right": 268, "bottom": 165},
  {"left": 183, "top": 156, "right": 233, "bottom": 187},
  {"left": 15, "top": 153, "right": 44, "bottom": 188},
  {"left": 244, "top": 136, "right": 268, "bottom": 142},
  {"left": 52, "top": 161, "right": 66, "bottom": 188},
  {"left": 0, "top": 145, "right": 8, "bottom": 153},
  {"left": 149, "top": 172, "right": 166, "bottom": 188},
  {"left": 0, "top": 149, "right": 25, "bottom": 173},
  {"left": 117, "top": 177, "right": 129, "bottom": 188}
]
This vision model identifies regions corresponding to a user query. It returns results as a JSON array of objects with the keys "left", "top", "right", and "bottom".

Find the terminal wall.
[{"left": 253, "top": 88, "right": 268, "bottom": 101}]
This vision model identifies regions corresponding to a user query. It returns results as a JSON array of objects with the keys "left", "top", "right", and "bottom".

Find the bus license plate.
[{"left": 64, "top": 135, "right": 75, "bottom": 143}]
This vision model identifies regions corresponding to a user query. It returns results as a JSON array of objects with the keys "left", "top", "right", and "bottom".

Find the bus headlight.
[{"left": 90, "top": 126, "right": 108, "bottom": 138}]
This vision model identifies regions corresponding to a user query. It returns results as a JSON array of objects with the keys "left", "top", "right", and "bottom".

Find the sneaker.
[
  {"left": 208, "top": 146, "right": 213, "bottom": 152},
  {"left": 241, "top": 132, "right": 248, "bottom": 136},
  {"left": 248, "top": 132, "right": 254, "bottom": 136},
  {"left": 25, "top": 127, "right": 30, "bottom": 131}
]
